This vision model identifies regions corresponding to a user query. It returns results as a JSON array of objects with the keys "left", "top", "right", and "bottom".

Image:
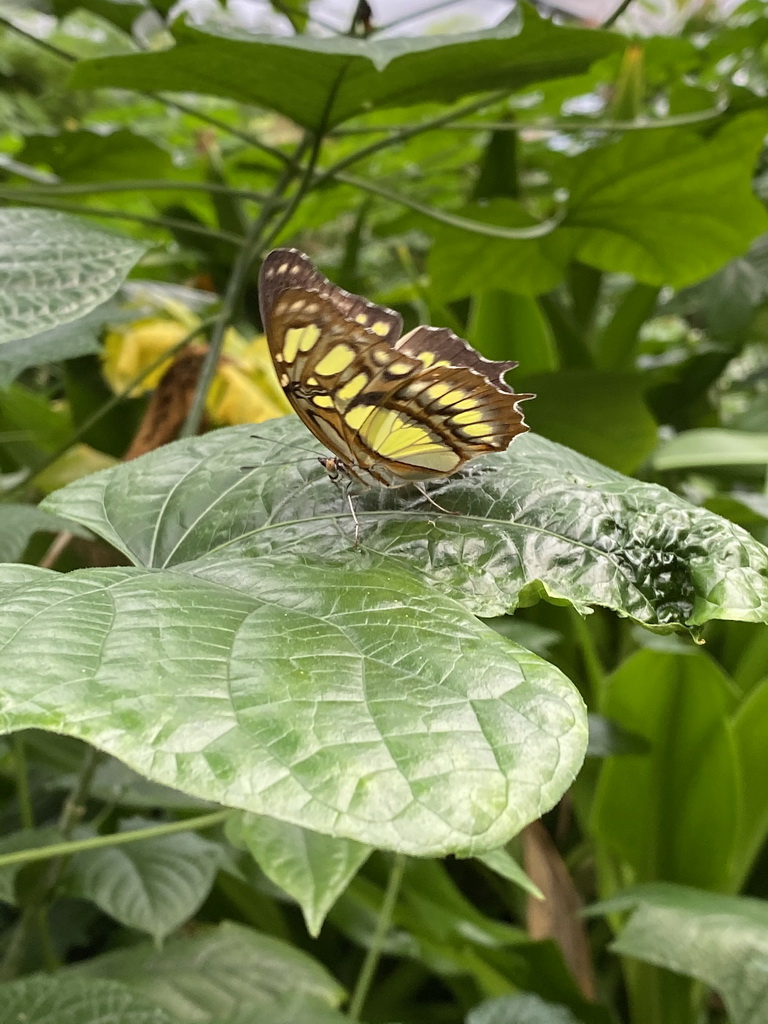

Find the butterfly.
[{"left": 258, "top": 248, "right": 533, "bottom": 524}]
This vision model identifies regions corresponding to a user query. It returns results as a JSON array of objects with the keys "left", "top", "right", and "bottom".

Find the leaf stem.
[
  {"left": 337, "top": 171, "right": 564, "bottom": 239},
  {"left": 602, "top": 0, "right": 637, "bottom": 28},
  {"left": 2, "top": 180, "right": 273, "bottom": 203},
  {"left": 0, "top": 191, "right": 246, "bottom": 246},
  {"left": 313, "top": 90, "right": 509, "bottom": 190},
  {"left": 348, "top": 853, "right": 407, "bottom": 1021},
  {"left": 11, "top": 735, "right": 34, "bottom": 830},
  {"left": 0, "top": 808, "right": 231, "bottom": 871},
  {"left": 179, "top": 138, "right": 308, "bottom": 438}
]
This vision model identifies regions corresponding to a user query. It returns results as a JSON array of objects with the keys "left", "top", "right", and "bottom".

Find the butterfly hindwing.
[{"left": 258, "top": 248, "right": 533, "bottom": 487}]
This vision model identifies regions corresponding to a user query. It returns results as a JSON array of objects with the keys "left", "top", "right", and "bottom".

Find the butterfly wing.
[{"left": 259, "top": 248, "right": 533, "bottom": 487}]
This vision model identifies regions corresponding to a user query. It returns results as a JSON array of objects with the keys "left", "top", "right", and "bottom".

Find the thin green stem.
[
  {"left": 313, "top": 90, "right": 509, "bottom": 190},
  {"left": 11, "top": 735, "right": 34, "bottom": 830},
  {"left": 330, "top": 102, "right": 727, "bottom": 135},
  {"left": 179, "top": 139, "right": 308, "bottom": 438},
  {"left": 0, "top": 191, "right": 246, "bottom": 246},
  {"left": 0, "top": 809, "right": 231, "bottom": 871},
  {"left": 348, "top": 853, "right": 407, "bottom": 1021},
  {"left": 181, "top": 67, "right": 346, "bottom": 437},
  {"left": 337, "top": 171, "right": 563, "bottom": 239},
  {"left": 3, "top": 180, "right": 272, "bottom": 202},
  {"left": 602, "top": 0, "right": 637, "bottom": 28}
]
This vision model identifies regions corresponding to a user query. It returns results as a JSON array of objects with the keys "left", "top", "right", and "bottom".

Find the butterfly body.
[{"left": 258, "top": 248, "right": 533, "bottom": 489}]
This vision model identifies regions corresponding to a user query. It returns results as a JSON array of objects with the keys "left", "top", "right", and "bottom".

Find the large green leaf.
[
  {"left": 70, "top": 6, "right": 622, "bottom": 131},
  {"left": 590, "top": 650, "right": 740, "bottom": 891},
  {"left": 0, "top": 975, "right": 177, "bottom": 1024},
  {"left": 565, "top": 112, "right": 768, "bottom": 287},
  {"left": 42, "top": 419, "right": 768, "bottom": 629},
  {"left": 590, "top": 883, "right": 768, "bottom": 1024},
  {"left": 72, "top": 921, "right": 345, "bottom": 1020},
  {"left": 468, "top": 994, "right": 583, "bottom": 1024},
  {"left": 429, "top": 114, "right": 768, "bottom": 298},
  {"left": 0, "top": 209, "right": 147, "bottom": 345},
  {"left": 0, "top": 558, "right": 585, "bottom": 855}
]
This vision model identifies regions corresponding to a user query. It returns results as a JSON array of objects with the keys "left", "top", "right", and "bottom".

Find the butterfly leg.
[{"left": 344, "top": 482, "right": 362, "bottom": 547}]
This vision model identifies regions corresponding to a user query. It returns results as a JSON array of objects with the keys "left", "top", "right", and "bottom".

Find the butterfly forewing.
[{"left": 258, "top": 248, "right": 533, "bottom": 487}]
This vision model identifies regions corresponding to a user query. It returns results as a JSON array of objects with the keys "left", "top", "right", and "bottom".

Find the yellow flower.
[
  {"left": 102, "top": 318, "right": 291, "bottom": 425},
  {"left": 102, "top": 318, "right": 189, "bottom": 397}
]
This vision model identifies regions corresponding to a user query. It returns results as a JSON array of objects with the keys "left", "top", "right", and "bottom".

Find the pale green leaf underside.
[
  {"left": 227, "top": 813, "right": 371, "bottom": 936},
  {"left": 593, "top": 883, "right": 768, "bottom": 1024},
  {"left": 70, "top": 921, "right": 344, "bottom": 1019},
  {"left": 0, "top": 558, "right": 585, "bottom": 856},
  {"left": 0, "top": 208, "right": 146, "bottom": 345},
  {"left": 43, "top": 420, "right": 768, "bottom": 629},
  {"left": 0, "top": 976, "right": 176, "bottom": 1024}
]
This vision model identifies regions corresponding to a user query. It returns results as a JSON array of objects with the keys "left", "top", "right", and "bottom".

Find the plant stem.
[
  {"left": 314, "top": 90, "right": 509, "bottom": 190},
  {"left": 11, "top": 735, "right": 34, "bottom": 830},
  {"left": 0, "top": 191, "right": 246, "bottom": 247},
  {"left": 3, "top": 180, "right": 272, "bottom": 203},
  {"left": 602, "top": 0, "right": 637, "bottom": 28},
  {"left": 348, "top": 853, "right": 406, "bottom": 1021},
  {"left": 179, "top": 138, "right": 308, "bottom": 438},
  {"left": 0, "top": 809, "right": 231, "bottom": 871}
]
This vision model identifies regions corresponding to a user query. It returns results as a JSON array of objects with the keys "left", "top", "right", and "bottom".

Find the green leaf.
[
  {"left": 430, "top": 114, "right": 768, "bottom": 300},
  {"left": 566, "top": 112, "right": 768, "bottom": 288},
  {"left": 591, "top": 650, "right": 740, "bottom": 891},
  {"left": 70, "top": 6, "right": 622, "bottom": 131},
  {"left": 42, "top": 420, "right": 768, "bottom": 628},
  {"left": 226, "top": 813, "right": 370, "bottom": 936},
  {"left": 590, "top": 882, "right": 768, "bottom": 1024},
  {"left": 72, "top": 921, "right": 345, "bottom": 1019},
  {"left": 0, "top": 975, "right": 177, "bottom": 1024},
  {"left": 652, "top": 429, "right": 768, "bottom": 470},
  {"left": 731, "top": 678, "right": 768, "bottom": 887},
  {"left": 516, "top": 370, "right": 658, "bottom": 474},
  {"left": 475, "top": 847, "right": 544, "bottom": 900},
  {"left": 52, "top": 0, "right": 149, "bottom": 33},
  {"left": 468, "top": 993, "right": 584, "bottom": 1024},
  {"left": 429, "top": 198, "right": 575, "bottom": 300},
  {"left": 0, "top": 304, "right": 111, "bottom": 390},
  {"left": 0, "top": 504, "right": 90, "bottom": 563},
  {"left": 0, "top": 209, "right": 147, "bottom": 345},
  {"left": 17, "top": 129, "right": 175, "bottom": 183},
  {"left": 63, "top": 823, "right": 223, "bottom": 941},
  {"left": 468, "top": 290, "right": 559, "bottom": 371},
  {"left": 0, "top": 559, "right": 586, "bottom": 856}
]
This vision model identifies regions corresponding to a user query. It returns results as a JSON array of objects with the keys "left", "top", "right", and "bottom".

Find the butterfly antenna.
[
  {"left": 413, "top": 482, "right": 459, "bottom": 516},
  {"left": 249, "top": 430, "right": 327, "bottom": 459}
]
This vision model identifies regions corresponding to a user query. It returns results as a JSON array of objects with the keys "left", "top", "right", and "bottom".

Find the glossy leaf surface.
[{"left": 43, "top": 420, "right": 768, "bottom": 629}]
